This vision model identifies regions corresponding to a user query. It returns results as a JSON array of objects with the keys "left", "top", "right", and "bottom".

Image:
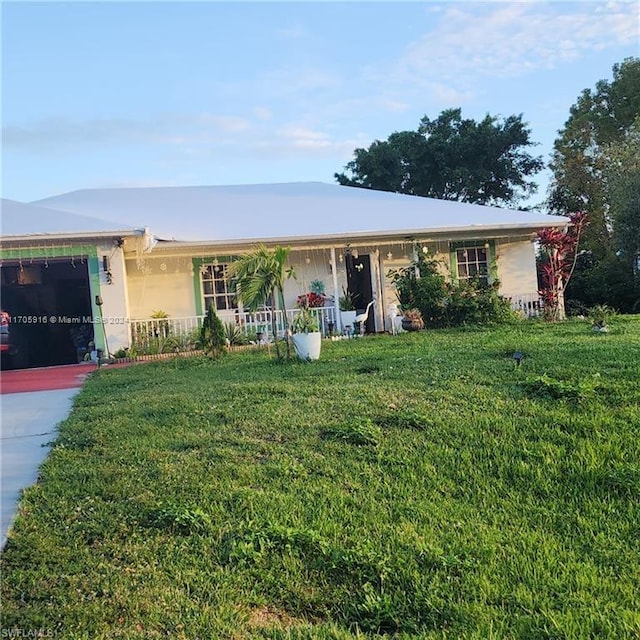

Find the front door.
[{"left": 346, "top": 253, "right": 375, "bottom": 333}]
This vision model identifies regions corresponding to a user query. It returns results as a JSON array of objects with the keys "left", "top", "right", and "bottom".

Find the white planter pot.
[
  {"left": 340, "top": 310, "right": 357, "bottom": 331},
  {"left": 292, "top": 332, "right": 322, "bottom": 361}
]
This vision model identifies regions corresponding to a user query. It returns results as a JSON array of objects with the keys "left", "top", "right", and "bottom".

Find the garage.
[
  {"left": 1, "top": 259, "right": 95, "bottom": 369},
  {"left": 2, "top": 198, "right": 144, "bottom": 370}
]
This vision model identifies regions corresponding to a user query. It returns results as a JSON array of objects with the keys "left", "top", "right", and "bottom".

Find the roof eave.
[
  {"left": 0, "top": 228, "right": 144, "bottom": 243},
  {"left": 147, "top": 219, "right": 569, "bottom": 251}
]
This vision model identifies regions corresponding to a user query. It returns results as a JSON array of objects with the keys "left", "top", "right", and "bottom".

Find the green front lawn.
[{"left": 2, "top": 319, "right": 639, "bottom": 639}]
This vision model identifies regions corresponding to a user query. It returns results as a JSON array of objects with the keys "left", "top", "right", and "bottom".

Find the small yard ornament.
[{"left": 512, "top": 351, "right": 524, "bottom": 367}]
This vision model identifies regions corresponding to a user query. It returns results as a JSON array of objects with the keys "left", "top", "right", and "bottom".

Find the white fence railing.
[
  {"left": 507, "top": 293, "right": 544, "bottom": 318},
  {"left": 128, "top": 294, "right": 543, "bottom": 351},
  {"left": 128, "top": 305, "right": 338, "bottom": 351}
]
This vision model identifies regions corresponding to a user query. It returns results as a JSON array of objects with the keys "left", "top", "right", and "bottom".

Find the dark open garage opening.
[{"left": 1, "top": 259, "right": 94, "bottom": 369}]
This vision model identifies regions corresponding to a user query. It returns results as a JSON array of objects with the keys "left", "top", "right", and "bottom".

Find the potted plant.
[
  {"left": 401, "top": 308, "right": 425, "bottom": 331},
  {"left": 291, "top": 307, "right": 322, "bottom": 360},
  {"left": 339, "top": 286, "right": 358, "bottom": 331}
]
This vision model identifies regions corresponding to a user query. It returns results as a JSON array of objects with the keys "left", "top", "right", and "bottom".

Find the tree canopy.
[
  {"left": 549, "top": 57, "right": 640, "bottom": 259},
  {"left": 335, "top": 108, "right": 544, "bottom": 207},
  {"left": 604, "top": 117, "right": 640, "bottom": 272},
  {"left": 549, "top": 57, "right": 640, "bottom": 311}
]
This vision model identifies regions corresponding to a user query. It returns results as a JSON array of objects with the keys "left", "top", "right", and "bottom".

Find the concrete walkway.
[
  {"left": 0, "top": 363, "right": 102, "bottom": 549},
  {"left": 1, "top": 388, "right": 80, "bottom": 547}
]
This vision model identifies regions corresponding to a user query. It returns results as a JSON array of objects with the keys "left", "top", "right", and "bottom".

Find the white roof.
[
  {"left": 33, "top": 182, "right": 568, "bottom": 244},
  {"left": 1, "top": 198, "right": 141, "bottom": 240}
]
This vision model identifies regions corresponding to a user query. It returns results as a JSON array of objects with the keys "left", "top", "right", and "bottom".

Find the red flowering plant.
[
  {"left": 296, "top": 292, "right": 326, "bottom": 308},
  {"left": 537, "top": 211, "right": 588, "bottom": 321}
]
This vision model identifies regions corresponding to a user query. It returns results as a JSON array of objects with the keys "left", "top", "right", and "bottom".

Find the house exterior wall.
[
  {"left": 125, "top": 256, "right": 195, "bottom": 319},
  {"left": 495, "top": 239, "right": 539, "bottom": 295},
  {"left": 285, "top": 252, "right": 337, "bottom": 306},
  {"left": 119, "top": 235, "right": 541, "bottom": 338},
  {"left": 95, "top": 242, "right": 131, "bottom": 354}
]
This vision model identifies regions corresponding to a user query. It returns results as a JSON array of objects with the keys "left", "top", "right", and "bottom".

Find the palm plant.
[{"left": 229, "top": 244, "right": 296, "bottom": 359}]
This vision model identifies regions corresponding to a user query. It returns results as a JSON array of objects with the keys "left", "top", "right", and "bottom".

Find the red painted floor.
[{"left": 0, "top": 363, "right": 99, "bottom": 394}]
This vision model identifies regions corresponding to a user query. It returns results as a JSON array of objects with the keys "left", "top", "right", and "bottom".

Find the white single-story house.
[{"left": 1, "top": 182, "right": 569, "bottom": 368}]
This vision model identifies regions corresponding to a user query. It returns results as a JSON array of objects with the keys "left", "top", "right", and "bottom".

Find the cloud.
[
  {"left": 398, "top": 2, "right": 639, "bottom": 83},
  {"left": 251, "top": 123, "right": 367, "bottom": 158},
  {"left": 253, "top": 106, "right": 273, "bottom": 120},
  {"left": 427, "top": 83, "right": 473, "bottom": 106},
  {"left": 259, "top": 65, "right": 343, "bottom": 95},
  {"left": 3, "top": 117, "right": 146, "bottom": 150},
  {"left": 2, "top": 112, "right": 252, "bottom": 153},
  {"left": 191, "top": 113, "right": 250, "bottom": 133},
  {"left": 378, "top": 99, "right": 411, "bottom": 113}
]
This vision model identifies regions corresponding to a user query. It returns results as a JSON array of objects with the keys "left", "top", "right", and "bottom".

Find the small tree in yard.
[
  {"left": 200, "top": 305, "right": 227, "bottom": 358},
  {"left": 537, "top": 211, "right": 588, "bottom": 321},
  {"left": 229, "top": 244, "right": 296, "bottom": 360}
]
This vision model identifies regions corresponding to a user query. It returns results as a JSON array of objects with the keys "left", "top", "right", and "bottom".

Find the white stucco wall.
[
  {"left": 285, "top": 254, "right": 338, "bottom": 307},
  {"left": 94, "top": 243, "right": 130, "bottom": 353},
  {"left": 125, "top": 257, "right": 196, "bottom": 319},
  {"left": 495, "top": 239, "right": 539, "bottom": 295}
]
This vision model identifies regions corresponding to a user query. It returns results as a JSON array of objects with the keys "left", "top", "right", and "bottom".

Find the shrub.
[
  {"left": 588, "top": 303, "right": 616, "bottom": 329},
  {"left": 445, "top": 278, "right": 516, "bottom": 326},
  {"left": 200, "top": 305, "right": 227, "bottom": 358},
  {"left": 223, "top": 322, "right": 249, "bottom": 346},
  {"left": 389, "top": 253, "right": 515, "bottom": 328},
  {"left": 389, "top": 254, "right": 448, "bottom": 326}
]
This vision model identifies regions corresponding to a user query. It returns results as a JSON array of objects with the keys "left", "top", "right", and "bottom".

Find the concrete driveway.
[{"left": 0, "top": 364, "right": 96, "bottom": 549}]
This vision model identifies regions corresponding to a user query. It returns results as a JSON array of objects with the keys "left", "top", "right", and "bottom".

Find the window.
[
  {"left": 201, "top": 263, "right": 237, "bottom": 312},
  {"left": 456, "top": 246, "right": 489, "bottom": 285}
]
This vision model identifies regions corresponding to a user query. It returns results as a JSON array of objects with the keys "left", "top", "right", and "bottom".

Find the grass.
[{"left": 1, "top": 318, "right": 639, "bottom": 639}]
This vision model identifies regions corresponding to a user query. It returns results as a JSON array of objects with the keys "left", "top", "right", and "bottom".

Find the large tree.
[
  {"left": 604, "top": 117, "right": 640, "bottom": 276},
  {"left": 548, "top": 57, "right": 640, "bottom": 310},
  {"left": 335, "top": 108, "right": 544, "bottom": 207}
]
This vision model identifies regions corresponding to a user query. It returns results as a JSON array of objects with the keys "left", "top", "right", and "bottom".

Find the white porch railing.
[
  {"left": 128, "top": 296, "right": 542, "bottom": 352},
  {"left": 507, "top": 293, "right": 544, "bottom": 318},
  {"left": 128, "top": 305, "right": 338, "bottom": 351}
]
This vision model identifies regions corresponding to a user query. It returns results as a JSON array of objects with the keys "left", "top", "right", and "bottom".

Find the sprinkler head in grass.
[{"left": 512, "top": 351, "right": 524, "bottom": 366}]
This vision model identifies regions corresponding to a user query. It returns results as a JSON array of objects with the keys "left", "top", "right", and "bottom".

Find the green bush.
[
  {"left": 200, "top": 305, "right": 227, "bottom": 358},
  {"left": 223, "top": 322, "right": 249, "bottom": 346},
  {"left": 389, "top": 253, "right": 515, "bottom": 328}
]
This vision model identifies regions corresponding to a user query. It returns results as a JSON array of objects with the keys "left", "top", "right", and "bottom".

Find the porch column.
[
  {"left": 330, "top": 246, "right": 341, "bottom": 331},
  {"left": 371, "top": 248, "right": 383, "bottom": 331}
]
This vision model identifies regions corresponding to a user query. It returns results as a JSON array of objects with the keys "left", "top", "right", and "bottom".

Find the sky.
[{"left": 1, "top": 1, "right": 639, "bottom": 208}]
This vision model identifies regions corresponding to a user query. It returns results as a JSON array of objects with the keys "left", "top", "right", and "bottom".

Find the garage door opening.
[{"left": 1, "top": 259, "right": 95, "bottom": 369}]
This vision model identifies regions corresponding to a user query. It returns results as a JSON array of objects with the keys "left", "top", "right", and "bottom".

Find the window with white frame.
[
  {"left": 456, "top": 246, "right": 489, "bottom": 285},
  {"left": 201, "top": 263, "right": 237, "bottom": 312}
]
